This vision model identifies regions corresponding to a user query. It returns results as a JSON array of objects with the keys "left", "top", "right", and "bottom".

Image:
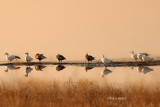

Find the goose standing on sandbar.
[
  {"left": 25, "top": 52, "right": 33, "bottom": 63},
  {"left": 85, "top": 53, "right": 95, "bottom": 63},
  {"left": 56, "top": 54, "right": 66, "bottom": 63},
  {"left": 5, "top": 53, "right": 21, "bottom": 62},
  {"left": 101, "top": 55, "right": 112, "bottom": 67},
  {"left": 35, "top": 53, "right": 46, "bottom": 62},
  {"left": 137, "top": 53, "right": 149, "bottom": 61},
  {"left": 130, "top": 51, "right": 138, "bottom": 61},
  {"left": 142, "top": 55, "right": 154, "bottom": 62}
]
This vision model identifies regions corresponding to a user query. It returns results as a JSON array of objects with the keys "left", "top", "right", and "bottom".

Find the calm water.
[{"left": 0, "top": 64, "right": 159, "bottom": 89}]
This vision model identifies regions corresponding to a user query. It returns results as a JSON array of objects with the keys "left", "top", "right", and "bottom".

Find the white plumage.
[
  {"left": 142, "top": 55, "right": 154, "bottom": 61},
  {"left": 101, "top": 55, "right": 112, "bottom": 66},
  {"left": 130, "top": 51, "right": 138, "bottom": 61},
  {"left": 25, "top": 52, "right": 33, "bottom": 62},
  {"left": 137, "top": 53, "right": 149, "bottom": 61},
  {"left": 5, "top": 53, "right": 21, "bottom": 62}
]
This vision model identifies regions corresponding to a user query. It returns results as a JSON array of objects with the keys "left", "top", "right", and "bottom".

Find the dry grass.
[{"left": 0, "top": 79, "right": 159, "bottom": 107}]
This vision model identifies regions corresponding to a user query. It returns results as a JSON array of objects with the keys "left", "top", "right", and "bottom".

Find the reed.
[{"left": 0, "top": 79, "right": 159, "bottom": 107}]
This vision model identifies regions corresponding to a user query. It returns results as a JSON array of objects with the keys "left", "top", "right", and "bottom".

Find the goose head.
[
  {"left": 5, "top": 53, "right": 9, "bottom": 56},
  {"left": 25, "top": 52, "right": 29, "bottom": 55}
]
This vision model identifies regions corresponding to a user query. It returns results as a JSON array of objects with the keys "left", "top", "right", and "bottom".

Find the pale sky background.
[{"left": 0, "top": 0, "right": 160, "bottom": 61}]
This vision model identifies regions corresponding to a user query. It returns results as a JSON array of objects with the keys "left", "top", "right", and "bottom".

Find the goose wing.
[{"left": 88, "top": 55, "right": 95, "bottom": 60}]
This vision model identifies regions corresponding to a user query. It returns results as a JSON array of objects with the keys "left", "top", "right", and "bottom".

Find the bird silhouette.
[
  {"left": 35, "top": 53, "right": 46, "bottom": 62},
  {"left": 56, "top": 54, "right": 66, "bottom": 63},
  {"left": 85, "top": 53, "right": 95, "bottom": 63}
]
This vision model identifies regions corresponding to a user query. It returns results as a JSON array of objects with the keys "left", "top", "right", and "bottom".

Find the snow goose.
[
  {"left": 25, "top": 52, "right": 33, "bottom": 62},
  {"left": 101, "top": 55, "right": 112, "bottom": 67},
  {"left": 142, "top": 55, "right": 154, "bottom": 61},
  {"left": 35, "top": 53, "right": 46, "bottom": 62},
  {"left": 137, "top": 53, "right": 149, "bottom": 61},
  {"left": 85, "top": 53, "right": 95, "bottom": 63},
  {"left": 56, "top": 54, "right": 66, "bottom": 63},
  {"left": 130, "top": 51, "right": 138, "bottom": 61},
  {"left": 5, "top": 53, "right": 21, "bottom": 62}
]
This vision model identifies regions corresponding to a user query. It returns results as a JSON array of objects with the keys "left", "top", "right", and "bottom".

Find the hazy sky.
[{"left": 0, "top": 0, "right": 160, "bottom": 61}]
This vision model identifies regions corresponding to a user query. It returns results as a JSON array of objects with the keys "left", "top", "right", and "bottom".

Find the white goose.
[
  {"left": 25, "top": 52, "right": 33, "bottom": 62},
  {"left": 130, "top": 51, "right": 138, "bottom": 61},
  {"left": 101, "top": 55, "right": 112, "bottom": 66},
  {"left": 137, "top": 53, "right": 149, "bottom": 61},
  {"left": 142, "top": 55, "right": 154, "bottom": 61},
  {"left": 5, "top": 53, "right": 21, "bottom": 62}
]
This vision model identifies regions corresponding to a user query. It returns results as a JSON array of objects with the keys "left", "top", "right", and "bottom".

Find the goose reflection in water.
[
  {"left": 5, "top": 65, "right": 20, "bottom": 72},
  {"left": 25, "top": 67, "right": 33, "bottom": 77},
  {"left": 35, "top": 65, "right": 46, "bottom": 71},
  {"left": 101, "top": 68, "right": 112, "bottom": 78},
  {"left": 137, "top": 66, "right": 153, "bottom": 74},
  {"left": 56, "top": 65, "right": 65, "bottom": 71},
  {"left": 85, "top": 65, "right": 94, "bottom": 72}
]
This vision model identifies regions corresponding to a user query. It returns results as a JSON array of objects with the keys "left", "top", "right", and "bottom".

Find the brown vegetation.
[{"left": 0, "top": 79, "right": 159, "bottom": 107}]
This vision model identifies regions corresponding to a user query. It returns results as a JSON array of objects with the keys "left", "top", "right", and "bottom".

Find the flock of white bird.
[
  {"left": 101, "top": 51, "right": 154, "bottom": 66},
  {"left": 130, "top": 51, "right": 154, "bottom": 61}
]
